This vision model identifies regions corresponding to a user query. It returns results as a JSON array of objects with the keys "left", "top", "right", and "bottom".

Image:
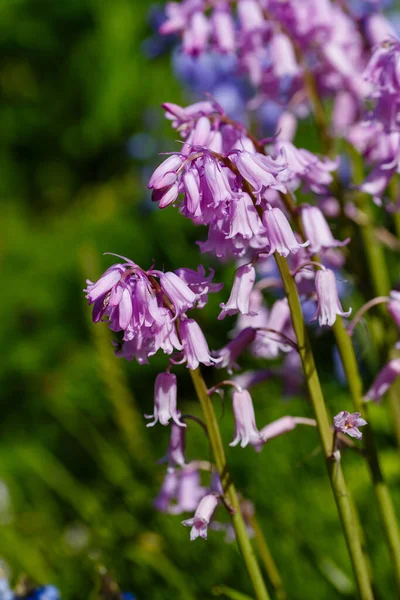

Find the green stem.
[
  {"left": 333, "top": 319, "right": 400, "bottom": 592},
  {"left": 189, "top": 368, "right": 271, "bottom": 600},
  {"left": 249, "top": 515, "right": 287, "bottom": 600},
  {"left": 274, "top": 254, "right": 374, "bottom": 600},
  {"left": 282, "top": 177, "right": 400, "bottom": 591}
]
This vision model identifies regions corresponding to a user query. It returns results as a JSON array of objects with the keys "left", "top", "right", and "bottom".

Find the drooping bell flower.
[
  {"left": 145, "top": 372, "right": 185, "bottom": 428},
  {"left": 211, "top": 4, "right": 236, "bottom": 53},
  {"left": 85, "top": 259, "right": 191, "bottom": 364},
  {"left": 203, "top": 158, "right": 234, "bottom": 204},
  {"left": 218, "top": 264, "right": 256, "bottom": 320},
  {"left": 237, "top": 0, "right": 264, "bottom": 33},
  {"left": 274, "top": 141, "right": 338, "bottom": 194},
  {"left": 179, "top": 318, "right": 221, "bottom": 369},
  {"left": 85, "top": 262, "right": 133, "bottom": 323},
  {"left": 365, "top": 13, "right": 397, "bottom": 46},
  {"left": 227, "top": 193, "right": 264, "bottom": 240},
  {"left": 235, "top": 151, "right": 287, "bottom": 199},
  {"left": 182, "top": 169, "right": 202, "bottom": 218},
  {"left": 230, "top": 389, "right": 263, "bottom": 448},
  {"left": 365, "top": 358, "right": 400, "bottom": 403},
  {"left": 183, "top": 11, "right": 210, "bottom": 56},
  {"left": 312, "top": 269, "right": 351, "bottom": 327},
  {"left": 301, "top": 205, "right": 350, "bottom": 253},
  {"left": 333, "top": 411, "right": 367, "bottom": 440},
  {"left": 154, "top": 270, "right": 199, "bottom": 318},
  {"left": 182, "top": 493, "right": 219, "bottom": 541},
  {"left": 262, "top": 206, "right": 309, "bottom": 257},
  {"left": 363, "top": 39, "right": 400, "bottom": 96},
  {"left": 269, "top": 32, "right": 299, "bottom": 78}
]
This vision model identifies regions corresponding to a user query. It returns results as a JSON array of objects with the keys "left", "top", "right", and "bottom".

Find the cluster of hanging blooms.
[
  {"left": 85, "top": 92, "right": 369, "bottom": 541},
  {"left": 84, "top": 258, "right": 222, "bottom": 366},
  {"left": 82, "top": 0, "right": 400, "bottom": 562}
]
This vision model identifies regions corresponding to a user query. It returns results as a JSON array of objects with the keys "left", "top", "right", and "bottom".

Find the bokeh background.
[{"left": 1, "top": 1, "right": 399, "bottom": 598}]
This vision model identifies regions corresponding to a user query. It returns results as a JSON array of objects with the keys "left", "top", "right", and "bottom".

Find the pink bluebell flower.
[
  {"left": 183, "top": 11, "right": 210, "bottom": 56},
  {"left": 145, "top": 372, "right": 185, "bottom": 428},
  {"left": 262, "top": 206, "right": 309, "bottom": 257},
  {"left": 333, "top": 411, "right": 367, "bottom": 440},
  {"left": 230, "top": 389, "right": 263, "bottom": 448},
  {"left": 203, "top": 158, "right": 234, "bottom": 204},
  {"left": 235, "top": 151, "right": 287, "bottom": 199},
  {"left": 364, "top": 39, "right": 400, "bottom": 96},
  {"left": 211, "top": 4, "right": 236, "bottom": 53},
  {"left": 301, "top": 205, "right": 350, "bottom": 253},
  {"left": 179, "top": 318, "right": 221, "bottom": 369},
  {"left": 218, "top": 264, "right": 256, "bottom": 320},
  {"left": 153, "top": 270, "right": 199, "bottom": 318},
  {"left": 227, "top": 193, "right": 264, "bottom": 240},
  {"left": 312, "top": 269, "right": 351, "bottom": 327},
  {"left": 275, "top": 142, "right": 339, "bottom": 194},
  {"left": 182, "top": 493, "right": 219, "bottom": 541}
]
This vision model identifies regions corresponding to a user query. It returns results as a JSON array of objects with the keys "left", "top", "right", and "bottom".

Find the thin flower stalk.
[
  {"left": 189, "top": 367, "right": 271, "bottom": 600},
  {"left": 333, "top": 318, "right": 400, "bottom": 591},
  {"left": 274, "top": 254, "right": 374, "bottom": 600},
  {"left": 276, "top": 175, "right": 400, "bottom": 590}
]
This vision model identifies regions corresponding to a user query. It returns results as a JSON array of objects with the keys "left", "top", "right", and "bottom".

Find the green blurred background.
[{"left": 1, "top": 1, "right": 399, "bottom": 598}]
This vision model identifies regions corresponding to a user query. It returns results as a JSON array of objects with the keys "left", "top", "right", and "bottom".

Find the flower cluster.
[
  {"left": 81, "top": 0, "right": 400, "bottom": 556},
  {"left": 161, "top": 0, "right": 371, "bottom": 97},
  {"left": 85, "top": 258, "right": 221, "bottom": 366},
  {"left": 148, "top": 100, "right": 338, "bottom": 261}
]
